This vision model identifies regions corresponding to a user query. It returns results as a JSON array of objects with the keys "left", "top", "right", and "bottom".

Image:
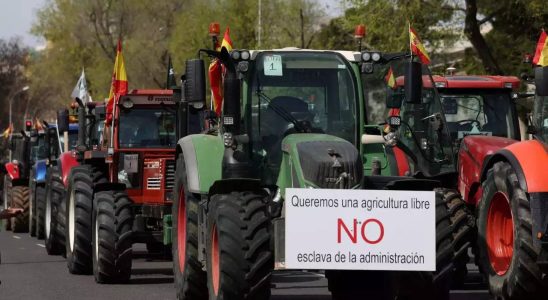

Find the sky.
[{"left": 0, "top": 0, "right": 342, "bottom": 48}]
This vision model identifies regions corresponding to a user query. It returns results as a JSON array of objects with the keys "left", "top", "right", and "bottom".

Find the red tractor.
[
  {"left": 62, "top": 89, "right": 183, "bottom": 283},
  {"left": 457, "top": 66, "right": 548, "bottom": 299}
]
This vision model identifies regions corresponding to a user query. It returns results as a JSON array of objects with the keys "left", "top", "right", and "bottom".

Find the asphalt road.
[{"left": 0, "top": 228, "right": 490, "bottom": 300}]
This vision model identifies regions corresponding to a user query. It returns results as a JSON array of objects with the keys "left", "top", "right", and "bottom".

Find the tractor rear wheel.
[
  {"left": 66, "top": 165, "right": 106, "bottom": 274},
  {"left": 35, "top": 184, "right": 46, "bottom": 239},
  {"left": 206, "top": 191, "right": 272, "bottom": 300},
  {"left": 477, "top": 161, "right": 547, "bottom": 299},
  {"left": 92, "top": 190, "right": 133, "bottom": 283},
  {"left": 172, "top": 156, "right": 207, "bottom": 300},
  {"left": 396, "top": 188, "right": 456, "bottom": 300},
  {"left": 45, "top": 168, "right": 65, "bottom": 255},
  {"left": 11, "top": 186, "right": 30, "bottom": 233}
]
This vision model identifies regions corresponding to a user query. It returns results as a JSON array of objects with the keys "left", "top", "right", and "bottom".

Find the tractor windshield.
[
  {"left": 30, "top": 134, "right": 47, "bottom": 161},
  {"left": 439, "top": 89, "right": 518, "bottom": 144},
  {"left": 248, "top": 51, "right": 359, "bottom": 182},
  {"left": 362, "top": 54, "right": 454, "bottom": 176},
  {"left": 533, "top": 95, "right": 548, "bottom": 142},
  {"left": 59, "top": 131, "right": 78, "bottom": 151},
  {"left": 118, "top": 107, "right": 176, "bottom": 148}
]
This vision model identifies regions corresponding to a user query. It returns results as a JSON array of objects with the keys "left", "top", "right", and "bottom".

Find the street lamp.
[{"left": 8, "top": 85, "right": 29, "bottom": 128}]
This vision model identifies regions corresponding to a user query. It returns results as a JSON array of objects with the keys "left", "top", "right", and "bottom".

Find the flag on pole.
[
  {"left": 209, "top": 27, "right": 233, "bottom": 116},
  {"left": 533, "top": 30, "right": 548, "bottom": 67},
  {"left": 33, "top": 118, "right": 44, "bottom": 131},
  {"left": 2, "top": 123, "right": 13, "bottom": 139},
  {"left": 106, "top": 40, "right": 128, "bottom": 125},
  {"left": 409, "top": 26, "right": 431, "bottom": 64},
  {"left": 220, "top": 27, "right": 233, "bottom": 51},
  {"left": 166, "top": 56, "right": 176, "bottom": 89},
  {"left": 385, "top": 67, "right": 396, "bottom": 89},
  {"left": 71, "top": 69, "right": 90, "bottom": 103}
]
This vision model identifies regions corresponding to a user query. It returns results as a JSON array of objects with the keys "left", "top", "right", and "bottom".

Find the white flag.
[{"left": 71, "top": 69, "right": 90, "bottom": 103}]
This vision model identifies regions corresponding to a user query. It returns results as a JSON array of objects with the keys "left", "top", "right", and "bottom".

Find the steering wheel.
[{"left": 456, "top": 119, "right": 480, "bottom": 128}]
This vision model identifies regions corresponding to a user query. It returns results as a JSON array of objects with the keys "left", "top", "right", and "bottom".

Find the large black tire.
[
  {"left": 206, "top": 191, "right": 272, "bottom": 300},
  {"left": 439, "top": 188, "right": 475, "bottom": 289},
  {"left": 65, "top": 166, "right": 103, "bottom": 275},
  {"left": 172, "top": 155, "right": 207, "bottom": 300},
  {"left": 92, "top": 190, "right": 133, "bottom": 283},
  {"left": 35, "top": 184, "right": 46, "bottom": 239},
  {"left": 45, "top": 167, "right": 66, "bottom": 255},
  {"left": 396, "top": 188, "right": 456, "bottom": 300},
  {"left": 477, "top": 161, "right": 547, "bottom": 299},
  {"left": 3, "top": 176, "right": 12, "bottom": 231},
  {"left": 29, "top": 172, "right": 37, "bottom": 237},
  {"left": 11, "top": 186, "right": 30, "bottom": 233}
]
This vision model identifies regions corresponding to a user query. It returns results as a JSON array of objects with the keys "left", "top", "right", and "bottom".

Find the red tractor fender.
[
  {"left": 457, "top": 136, "right": 517, "bottom": 205},
  {"left": 480, "top": 140, "right": 548, "bottom": 194},
  {"left": 4, "top": 162, "right": 20, "bottom": 181},
  {"left": 59, "top": 151, "right": 80, "bottom": 187}
]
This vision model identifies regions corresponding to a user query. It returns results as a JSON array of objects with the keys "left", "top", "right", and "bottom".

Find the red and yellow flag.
[
  {"left": 385, "top": 67, "right": 396, "bottom": 89},
  {"left": 409, "top": 26, "right": 431, "bottom": 65},
  {"left": 209, "top": 27, "right": 233, "bottom": 116},
  {"left": 106, "top": 40, "right": 128, "bottom": 125},
  {"left": 533, "top": 30, "right": 548, "bottom": 67},
  {"left": 2, "top": 123, "right": 13, "bottom": 139}
]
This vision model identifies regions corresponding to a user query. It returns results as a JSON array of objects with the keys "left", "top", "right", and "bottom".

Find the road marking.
[
  {"left": 12, "top": 235, "right": 21, "bottom": 239},
  {"left": 36, "top": 243, "right": 45, "bottom": 248}
]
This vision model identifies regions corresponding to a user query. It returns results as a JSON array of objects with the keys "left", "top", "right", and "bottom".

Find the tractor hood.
[{"left": 277, "top": 134, "right": 362, "bottom": 195}]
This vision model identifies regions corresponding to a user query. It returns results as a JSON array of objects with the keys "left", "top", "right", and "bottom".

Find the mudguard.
[
  {"left": 457, "top": 136, "right": 517, "bottom": 205},
  {"left": 58, "top": 151, "right": 80, "bottom": 187},
  {"left": 480, "top": 140, "right": 548, "bottom": 193},
  {"left": 34, "top": 159, "right": 48, "bottom": 183},
  {"left": 176, "top": 134, "right": 223, "bottom": 194},
  {"left": 5, "top": 162, "right": 20, "bottom": 181}
]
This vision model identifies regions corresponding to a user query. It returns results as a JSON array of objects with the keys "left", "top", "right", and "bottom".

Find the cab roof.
[
  {"left": 248, "top": 48, "right": 361, "bottom": 62},
  {"left": 432, "top": 75, "right": 520, "bottom": 90}
]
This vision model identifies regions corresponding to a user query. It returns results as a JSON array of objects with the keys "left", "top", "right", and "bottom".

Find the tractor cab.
[
  {"left": 433, "top": 75, "right": 521, "bottom": 147},
  {"left": 361, "top": 52, "right": 455, "bottom": 180},
  {"left": 241, "top": 49, "right": 362, "bottom": 185},
  {"left": 532, "top": 67, "right": 548, "bottom": 142},
  {"left": 106, "top": 90, "right": 177, "bottom": 204}
]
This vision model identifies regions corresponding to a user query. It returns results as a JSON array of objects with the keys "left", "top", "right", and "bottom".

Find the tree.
[{"left": 0, "top": 38, "right": 30, "bottom": 130}]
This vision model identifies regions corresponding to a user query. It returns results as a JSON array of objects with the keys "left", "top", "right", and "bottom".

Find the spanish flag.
[
  {"left": 209, "top": 27, "right": 233, "bottom": 116},
  {"left": 409, "top": 26, "right": 431, "bottom": 65},
  {"left": 106, "top": 40, "right": 128, "bottom": 125},
  {"left": 533, "top": 30, "right": 548, "bottom": 67},
  {"left": 2, "top": 123, "right": 13, "bottom": 139},
  {"left": 385, "top": 67, "right": 396, "bottom": 89}
]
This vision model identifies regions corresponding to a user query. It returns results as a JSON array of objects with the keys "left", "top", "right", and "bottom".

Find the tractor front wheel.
[
  {"left": 477, "top": 161, "right": 547, "bottom": 299},
  {"left": 206, "top": 191, "right": 272, "bottom": 300},
  {"left": 65, "top": 166, "right": 96, "bottom": 274},
  {"left": 35, "top": 184, "right": 46, "bottom": 239},
  {"left": 29, "top": 176, "right": 37, "bottom": 237},
  {"left": 172, "top": 156, "right": 207, "bottom": 300},
  {"left": 92, "top": 190, "right": 133, "bottom": 283},
  {"left": 11, "top": 186, "right": 30, "bottom": 233},
  {"left": 45, "top": 168, "right": 65, "bottom": 255}
]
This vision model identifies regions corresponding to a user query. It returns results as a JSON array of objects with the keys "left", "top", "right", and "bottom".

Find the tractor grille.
[
  {"left": 164, "top": 160, "right": 175, "bottom": 190},
  {"left": 147, "top": 177, "right": 162, "bottom": 190}
]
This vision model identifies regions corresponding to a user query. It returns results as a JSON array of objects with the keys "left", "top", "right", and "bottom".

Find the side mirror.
[
  {"left": 386, "top": 89, "right": 403, "bottom": 109},
  {"left": 57, "top": 109, "right": 69, "bottom": 133},
  {"left": 535, "top": 66, "right": 548, "bottom": 96},
  {"left": 405, "top": 61, "right": 423, "bottom": 104},
  {"left": 183, "top": 59, "right": 206, "bottom": 106}
]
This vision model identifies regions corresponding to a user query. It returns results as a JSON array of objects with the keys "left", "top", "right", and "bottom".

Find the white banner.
[{"left": 284, "top": 188, "right": 436, "bottom": 271}]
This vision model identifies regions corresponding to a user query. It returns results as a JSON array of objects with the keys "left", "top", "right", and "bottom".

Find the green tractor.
[{"left": 172, "top": 48, "right": 468, "bottom": 300}]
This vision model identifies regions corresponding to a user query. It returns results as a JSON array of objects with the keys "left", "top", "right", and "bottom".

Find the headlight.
[
  {"left": 240, "top": 50, "right": 250, "bottom": 60},
  {"left": 371, "top": 52, "right": 381, "bottom": 62},
  {"left": 122, "top": 98, "right": 134, "bottom": 109},
  {"left": 361, "top": 52, "right": 371, "bottom": 62},
  {"left": 231, "top": 51, "right": 240, "bottom": 60}
]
